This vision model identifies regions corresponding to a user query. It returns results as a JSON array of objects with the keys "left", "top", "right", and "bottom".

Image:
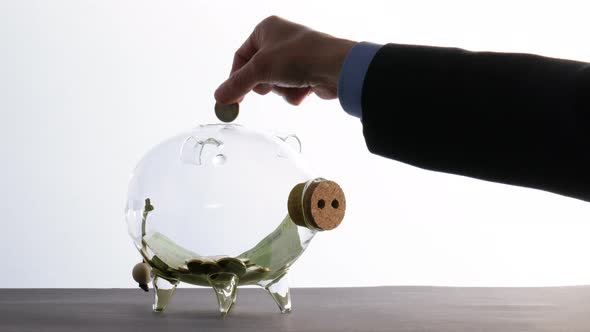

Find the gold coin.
[
  {"left": 255, "top": 266, "right": 271, "bottom": 273},
  {"left": 217, "top": 257, "right": 247, "bottom": 276},
  {"left": 215, "top": 102, "right": 239, "bottom": 123},
  {"left": 186, "top": 259, "right": 221, "bottom": 275}
]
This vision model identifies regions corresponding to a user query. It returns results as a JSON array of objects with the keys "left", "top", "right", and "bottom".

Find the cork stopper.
[{"left": 288, "top": 178, "right": 346, "bottom": 231}]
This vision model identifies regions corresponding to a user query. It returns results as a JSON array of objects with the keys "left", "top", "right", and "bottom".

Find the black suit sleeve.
[{"left": 361, "top": 43, "right": 590, "bottom": 201}]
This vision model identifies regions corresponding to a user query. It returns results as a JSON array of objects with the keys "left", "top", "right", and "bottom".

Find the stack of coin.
[
  {"left": 215, "top": 102, "right": 239, "bottom": 123},
  {"left": 182, "top": 256, "right": 267, "bottom": 277}
]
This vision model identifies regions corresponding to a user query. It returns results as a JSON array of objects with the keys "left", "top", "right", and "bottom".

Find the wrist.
[{"left": 314, "top": 34, "right": 356, "bottom": 88}]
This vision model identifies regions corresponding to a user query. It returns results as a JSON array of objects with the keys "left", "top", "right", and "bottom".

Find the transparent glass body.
[{"left": 125, "top": 124, "right": 319, "bottom": 315}]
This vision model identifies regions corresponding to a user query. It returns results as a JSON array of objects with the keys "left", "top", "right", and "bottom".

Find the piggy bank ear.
[
  {"left": 275, "top": 134, "right": 302, "bottom": 157},
  {"left": 180, "top": 136, "right": 224, "bottom": 166}
]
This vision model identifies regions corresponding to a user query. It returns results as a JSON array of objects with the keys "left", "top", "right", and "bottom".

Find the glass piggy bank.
[{"left": 125, "top": 124, "right": 346, "bottom": 316}]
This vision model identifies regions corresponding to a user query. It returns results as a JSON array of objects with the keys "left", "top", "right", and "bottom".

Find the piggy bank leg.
[
  {"left": 152, "top": 276, "right": 179, "bottom": 312},
  {"left": 262, "top": 273, "right": 292, "bottom": 313},
  {"left": 208, "top": 272, "right": 239, "bottom": 317}
]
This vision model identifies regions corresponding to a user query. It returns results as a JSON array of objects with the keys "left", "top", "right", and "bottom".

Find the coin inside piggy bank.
[{"left": 125, "top": 124, "right": 345, "bottom": 316}]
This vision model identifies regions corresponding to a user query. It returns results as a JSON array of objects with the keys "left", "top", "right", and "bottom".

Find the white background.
[{"left": 1, "top": 0, "right": 589, "bottom": 288}]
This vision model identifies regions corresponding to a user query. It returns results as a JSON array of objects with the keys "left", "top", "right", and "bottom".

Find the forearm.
[{"left": 360, "top": 44, "right": 590, "bottom": 201}]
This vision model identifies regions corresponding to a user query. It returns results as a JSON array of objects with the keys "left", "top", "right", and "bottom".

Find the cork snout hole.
[
  {"left": 317, "top": 198, "right": 340, "bottom": 210},
  {"left": 331, "top": 199, "right": 340, "bottom": 209}
]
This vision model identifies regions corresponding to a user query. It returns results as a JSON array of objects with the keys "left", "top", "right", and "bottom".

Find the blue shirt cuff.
[{"left": 338, "top": 42, "right": 383, "bottom": 118}]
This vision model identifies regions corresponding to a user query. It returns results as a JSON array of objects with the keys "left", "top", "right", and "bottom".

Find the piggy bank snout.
[{"left": 288, "top": 179, "right": 346, "bottom": 231}]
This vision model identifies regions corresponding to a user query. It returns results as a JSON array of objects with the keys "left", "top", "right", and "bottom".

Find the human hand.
[{"left": 214, "top": 16, "right": 356, "bottom": 106}]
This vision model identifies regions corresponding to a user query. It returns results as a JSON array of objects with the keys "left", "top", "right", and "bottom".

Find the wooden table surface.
[{"left": 1, "top": 287, "right": 589, "bottom": 331}]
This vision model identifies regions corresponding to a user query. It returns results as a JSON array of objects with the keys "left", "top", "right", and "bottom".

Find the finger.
[
  {"left": 285, "top": 87, "right": 312, "bottom": 105},
  {"left": 215, "top": 56, "right": 266, "bottom": 104},
  {"left": 312, "top": 85, "right": 338, "bottom": 100},
  {"left": 253, "top": 83, "right": 273, "bottom": 95},
  {"left": 273, "top": 87, "right": 312, "bottom": 106},
  {"left": 230, "top": 53, "right": 249, "bottom": 76}
]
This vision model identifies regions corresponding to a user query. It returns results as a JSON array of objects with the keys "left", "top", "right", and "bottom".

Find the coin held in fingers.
[{"left": 215, "top": 102, "right": 239, "bottom": 123}]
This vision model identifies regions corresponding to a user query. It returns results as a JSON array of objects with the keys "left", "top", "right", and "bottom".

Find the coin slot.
[
  {"left": 317, "top": 199, "right": 326, "bottom": 209},
  {"left": 331, "top": 199, "right": 339, "bottom": 209}
]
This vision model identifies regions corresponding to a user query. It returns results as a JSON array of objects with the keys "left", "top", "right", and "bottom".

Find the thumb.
[{"left": 214, "top": 58, "right": 266, "bottom": 104}]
